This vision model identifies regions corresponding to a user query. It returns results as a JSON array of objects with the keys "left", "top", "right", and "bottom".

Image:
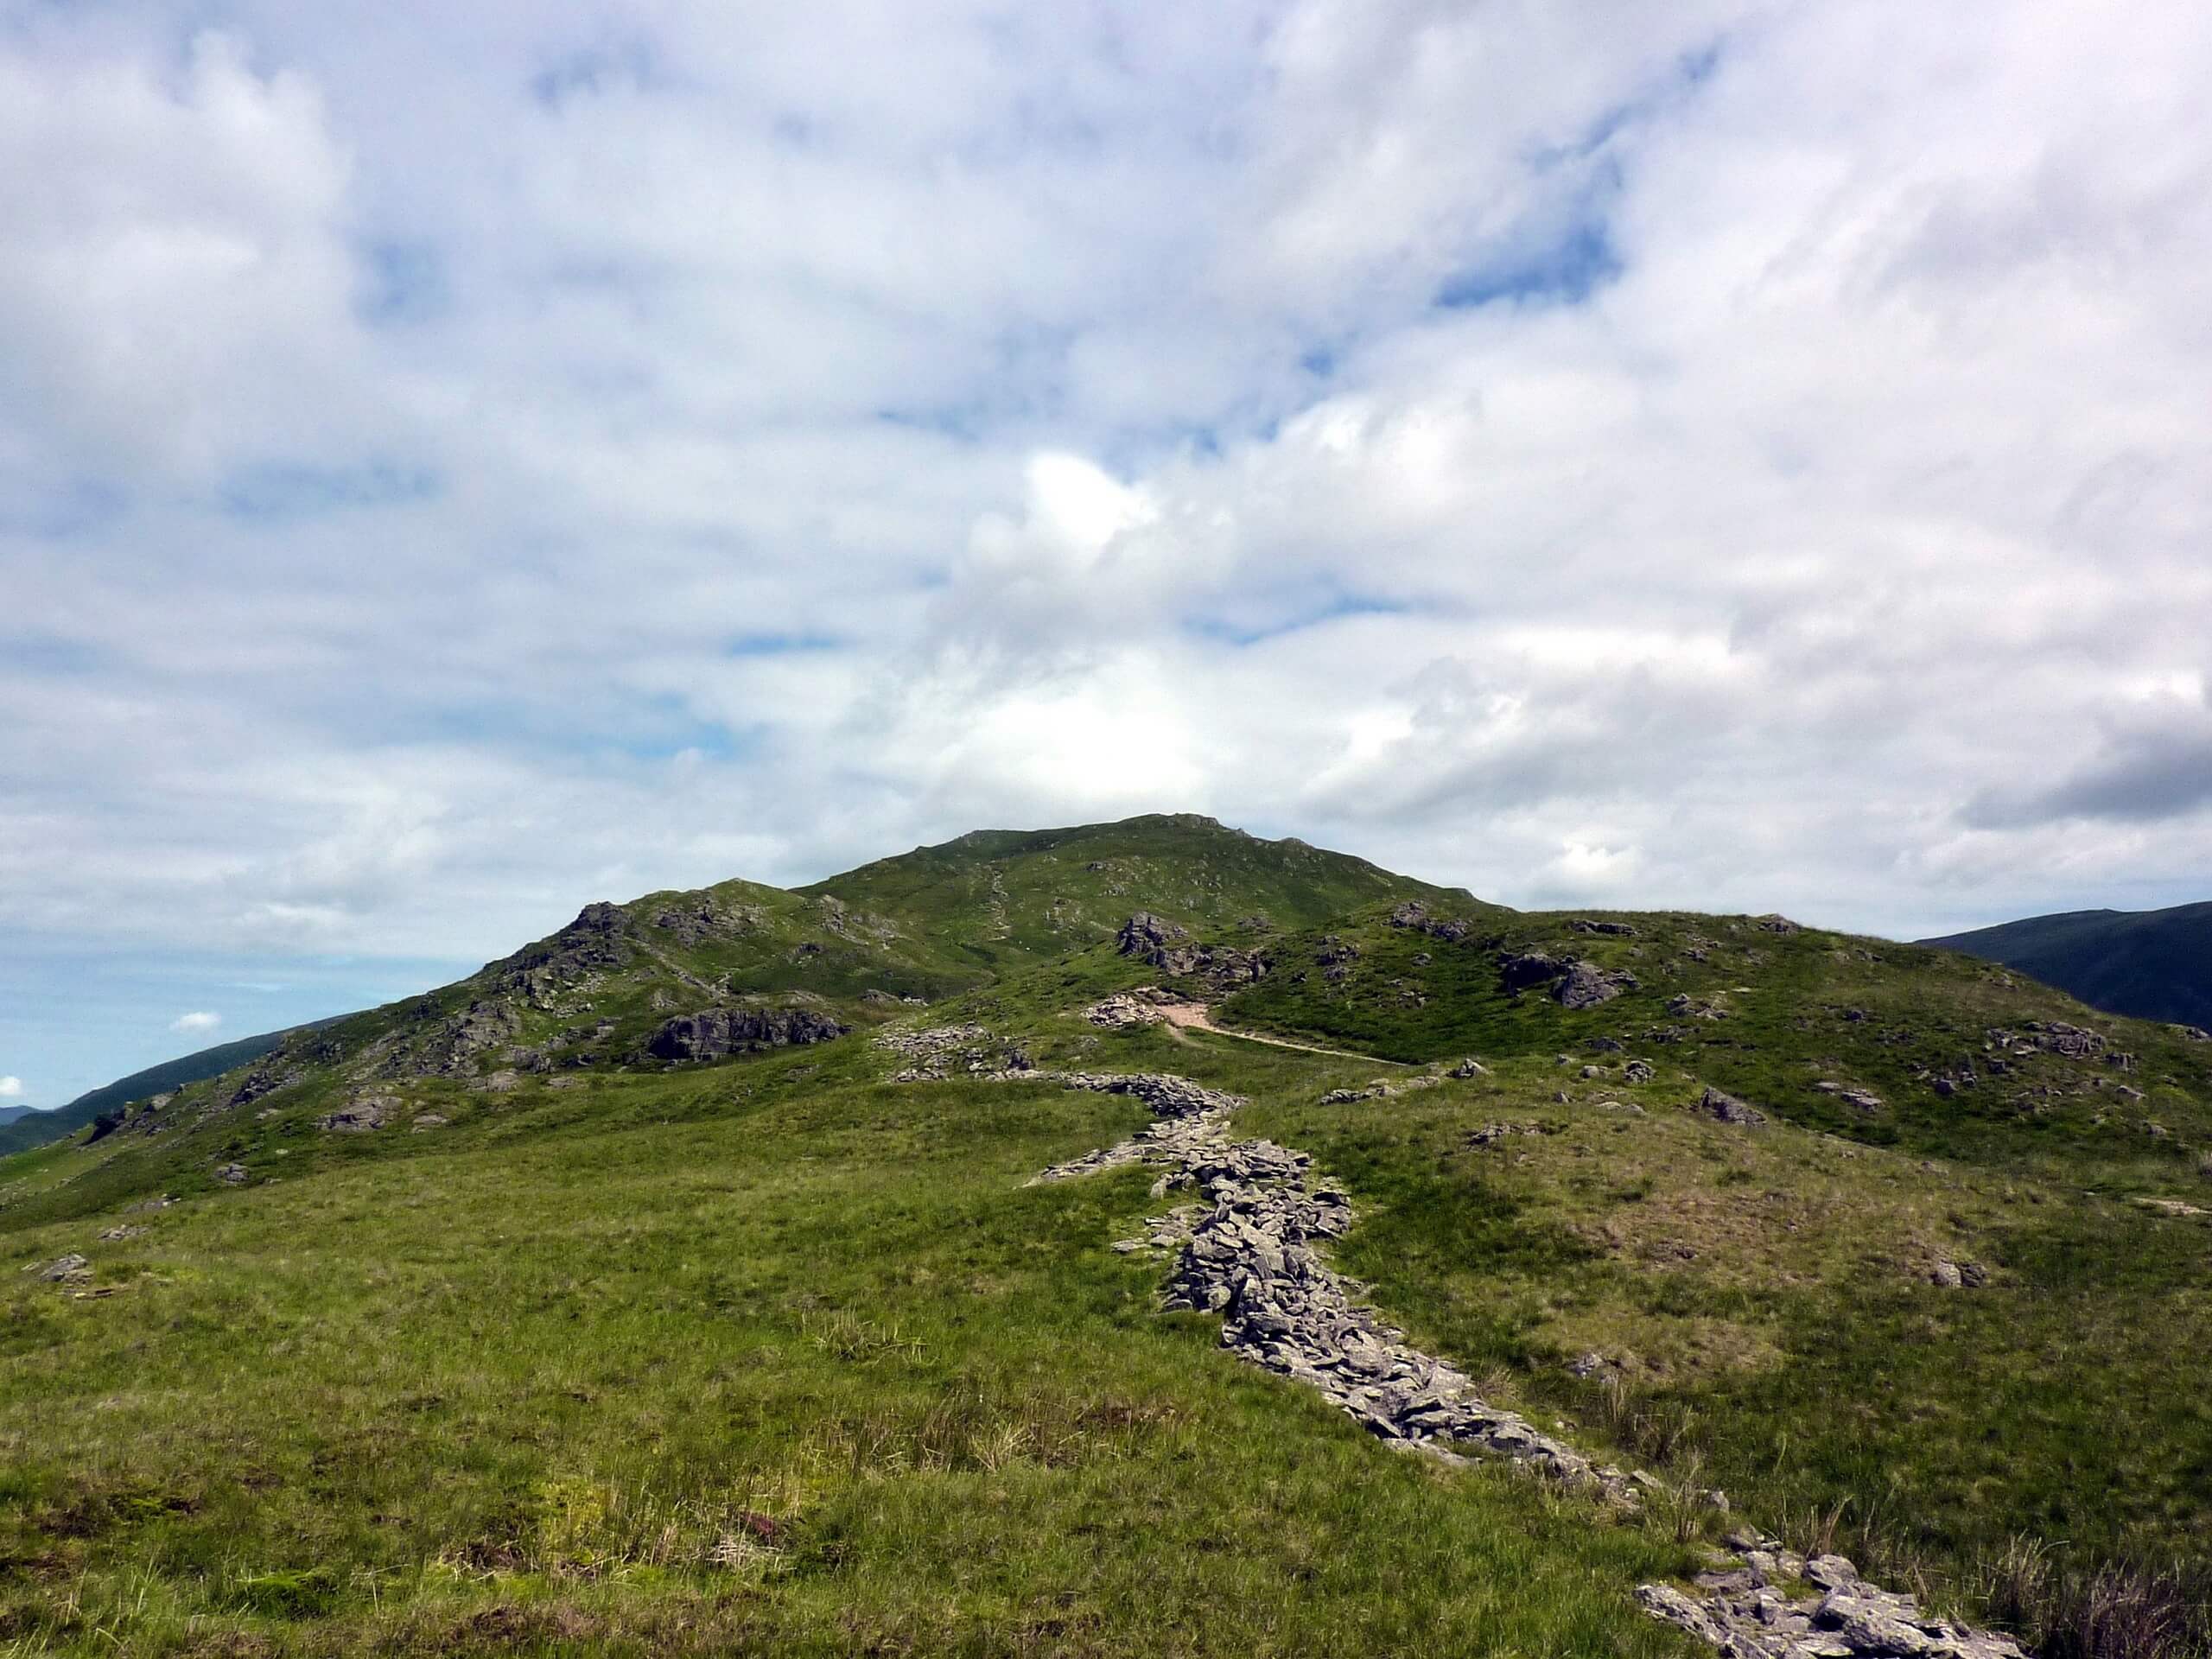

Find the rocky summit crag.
[{"left": 6, "top": 815, "right": 2212, "bottom": 1658}]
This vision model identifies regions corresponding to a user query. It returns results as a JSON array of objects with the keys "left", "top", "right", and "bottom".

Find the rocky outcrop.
[
  {"left": 1117, "top": 913, "right": 1271, "bottom": 987},
  {"left": 380, "top": 998, "right": 523, "bottom": 1079},
  {"left": 1388, "top": 901, "right": 1478, "bottom": 944},
  {"left": 1557, "top": 960, "right": 1637, "bottom": 1009},
  {"left": 645, "top": 895, "right": 766, "bottom": 946},
  {"left": 318, "top": 1092, "right": 397, "bottom": 1132},
  {"left": 1699, "top": 1086, "right": 1768, "bottom": 1127},
  {"left": 30, "top": 1254, "right": 89, "bottom": 1283},
  {"left": 486, "top": 901, "right": 634, "bottom": 1012},
  {"left": 1500, "top": 950, "right": 1567, "bottom": 991},
  {"left": 1117, "top": 912, "right": 1188, "bottom": 957},
  {"left": 1639, "top": 1535, "right": 2024, "bottom": 1658},
  {"left": 649, "top": 1007, "right": 849, "bottom": 1062},
  {"left": 1498, "top": 950, "right": 1637, "bottom": 1007}
]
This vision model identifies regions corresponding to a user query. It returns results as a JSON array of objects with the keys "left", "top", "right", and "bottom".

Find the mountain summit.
[{"left": 5, "top": 815, "right": 2210, "bottom": 1657}]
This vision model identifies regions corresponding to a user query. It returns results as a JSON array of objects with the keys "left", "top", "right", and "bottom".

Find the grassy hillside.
[
  {"left": 5, "top": 821, "right": 2210, "bottom": 1656},
  {"left": 1923, "top": 901, "right": 2212, "bottom": 1031},
  {"left": 804, "top": 812, "right": 1484, "bottom": 973},
  {"left": 0, "top": 1023, "right": 321, "bottom": 1158},
  {"left": 4, "top": 817, "right": 1475, "bottom": 1216}
]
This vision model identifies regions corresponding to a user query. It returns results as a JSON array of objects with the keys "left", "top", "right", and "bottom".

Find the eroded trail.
[{"left": 884, "top": 1027, "right": 2026, "bottom": 1659}]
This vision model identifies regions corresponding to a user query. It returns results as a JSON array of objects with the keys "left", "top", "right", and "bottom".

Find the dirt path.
[{"left": 1154, "top": 1001, "right": 1414, "bottom": 1066}]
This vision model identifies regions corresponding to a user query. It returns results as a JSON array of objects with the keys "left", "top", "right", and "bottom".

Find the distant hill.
[
  {"left": 1920, "top": 900, "right": 2212, "bottom": 1029},
  {"left": 0, "top": 1022, "right": 318, "bottom": 1155}
]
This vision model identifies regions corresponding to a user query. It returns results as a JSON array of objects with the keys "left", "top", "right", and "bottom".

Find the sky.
[{"left": 3, "top": 1, "right": 2209, "bottom": 1106}]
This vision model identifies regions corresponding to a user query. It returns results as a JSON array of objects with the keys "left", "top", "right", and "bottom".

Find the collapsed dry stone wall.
[{"left": 913, "top": 1034, "right": 2031, "bottom": 1659}]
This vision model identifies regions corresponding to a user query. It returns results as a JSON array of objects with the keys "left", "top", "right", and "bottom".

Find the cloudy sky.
[{"left": 3, "top": 1, "right": 2209, "bottom": 1104}]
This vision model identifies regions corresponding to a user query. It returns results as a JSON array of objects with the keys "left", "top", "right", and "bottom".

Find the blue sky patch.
[
  {"left": 1434, "top": 218, "right": 1622, "bottom": 310},
  {"left": 356, "top": 239, "right": 449, "bottom": 326},
  {"left": 219, "top": 462, "right": 442, "bottom": 522},
  {"left": 1185, "top": 591, "right": 1409, "bottom": 648}
]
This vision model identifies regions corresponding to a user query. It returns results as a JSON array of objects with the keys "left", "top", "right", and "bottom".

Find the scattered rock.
[
  {"left": 1624, "top": 1058, "right": 1656, "bottom": 1084},
  {"left": 1988, "top": 1020, "right": 2109, "bottom": 1061},
  {"left": 1698, "top": 1087, "right": 1767, "bottom": 1128},
  {"left": 1556, "top": 960, "right": 1637, "bottom": 1009},
  {"left": 1449, "top": 1058, "right": 1490, "bottom": 1078},
  {"left": 411, "top": 1114, "right": 450, "bottom": 1132},
  {"left": 1322, "top": 1083, "right": 1395, "bottom": 1104},
  {"left": 215, "top": 1163, "right": 249, "bottom": 1185},
  {"left": 319, "top": 1092, "right": 398, "bottom": 1132},
  {"left": 1499, "top": 950, "right": 1567, "bottom": 990},
  {"left": 1084, "top": 992, "right": 1168, "bottom": 1029},
  {"left": 1468, "top": 1122, "right": 1544, "bottom": 1148},
  {"left": 97, "top": 1225, "right": 145, "bottom": 1242},
  {"left": 30, "top": 1253, "right": 90, "bottom": 1282},
  {"left": 1754, "top": 914, "right": 1801, "bottom": 934},
  {"left": 1116, "top": 912, "right": 1272, "bottom": 985},
  {"left": 1642, "top": 1532, "right": 2025, "bottom": 1659},
  {"left": 1388, "top": 901, "right": 1478, "bottom": 944},
  {"left": 1117, "top": 912, "right": 1189, "bottom": 957},
  {"left": 1570, "top": 919, "right": 1639, "bottom": 937},
  {"left": 650, "top": 1007, "right": 849, "bottom": 1062},
  {"left": 1929, "top": 1260, "right": 1989, "bottom": 1289}
]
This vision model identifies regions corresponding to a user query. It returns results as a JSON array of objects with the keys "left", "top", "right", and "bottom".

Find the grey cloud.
[{"left": 1964, "top": 700, "right": 2212, "bottom": 829}]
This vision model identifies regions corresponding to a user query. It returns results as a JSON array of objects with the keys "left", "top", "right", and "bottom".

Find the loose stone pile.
[
  {"left": 874, "top": 1025, "right": 1029, "bottom": 1081},
  {"left": 1020, "top": 1065, "right": 1643, "bottom": 1503},
  {"left": 1084, "top": 992, "right": 1168, "bottom": 1028},
  {"left": 901, "top": 1036, "right": 2032, "bottom": 1659},
  {"left": 1638, "top": 1532, "right": 2026, "bottom": 1658}
]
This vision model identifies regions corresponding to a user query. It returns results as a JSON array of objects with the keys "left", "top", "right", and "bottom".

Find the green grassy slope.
[
  {"left": 1923, "top": 900, "right": 2212, "bottom": 1031},
  {"left": 5, "top": 823, "right": 2211, "bottom": 1655},
  {"left": 802, "top": 811, "right": 1487, "bottom": 970},
  {"left": 10, "top": 817, "right": 1474, "bottom": 1205},
  {"left": 0, "top": 1023, "right": 327, "bottom": 1157},
  {"left": 0, "top": 1020, "right": 1689, "bottom": 1657},
  {"left": 1217, "top": 903, "right": 2212, "bottom": 1190}
]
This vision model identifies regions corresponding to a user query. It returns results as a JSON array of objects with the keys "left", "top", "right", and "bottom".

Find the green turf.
[{"left": 6, "top": 820, "right": 2210, "bottom": 1655}]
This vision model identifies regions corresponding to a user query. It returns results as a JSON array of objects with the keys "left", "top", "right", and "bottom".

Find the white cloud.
[
  {"left": 0, "top": 1076, "right": 23, "bottom": 1098},
  {"left": 169, "top": 1012, "right": 223, "bottom": 1034},
  {"left": 1, "top": 0, "right": 2210, "bottom": 1096}
]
